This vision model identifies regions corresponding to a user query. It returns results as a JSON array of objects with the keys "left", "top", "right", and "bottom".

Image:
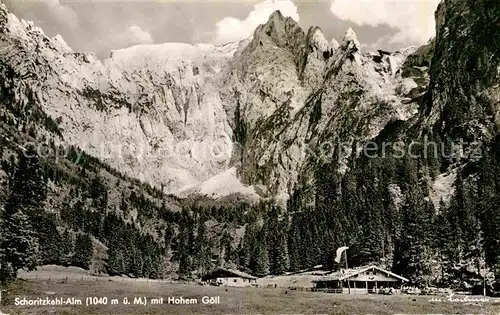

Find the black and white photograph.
[{"left": 0, "top": 0, "right": 499, "bottom": 314}]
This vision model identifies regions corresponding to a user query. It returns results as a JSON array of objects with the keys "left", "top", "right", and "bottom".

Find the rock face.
[
  {"left": 227, "top": 17, "right": 422, "bottom": 199},
  {"left": 0, "top": 3, "right": 239, "bottom": 194},
  {"left": 429, "top": 0, "right": 500, "bottom": 143},
  {"left": 0, "top": 0, "right": 498, "bottom": 205},
  {"left": 0, "top": 2, "right": 426, "bottom": 199}
]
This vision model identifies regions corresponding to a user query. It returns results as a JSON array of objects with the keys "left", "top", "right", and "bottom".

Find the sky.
[{"left": 2, "top": 0, "right": 441, "bottom": 60}]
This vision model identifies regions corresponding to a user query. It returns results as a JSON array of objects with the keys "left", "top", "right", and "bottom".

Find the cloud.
[
  {"left": 214, "top": 0, "right": 300, "bottom": 44},
  {"left": 330, "top": 0, "right": 440, "bottom": 45},
  {"left": 113, "top": 25, "right": 154, "bottom": 47},
  {"left": 44, "top": 0, "right": 79, "bottom": 29}
]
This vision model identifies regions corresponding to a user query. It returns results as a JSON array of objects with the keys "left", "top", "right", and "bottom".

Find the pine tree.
[
  {"left": 476, "top": 146, "right": 500, "bottom": 277},
  {"left": 238, "top": 224, "right": 255, "bottom": 271},
  {"left": 270, "top": 228, "right": 289, "bottom": 275},
  {"left": 89, "top": 174, "right": 108, "bottom": 209},
  {"left": 37, "top": 215, "right": 63, "bottom": 264},
  {"left": 321, "top": 230, "right": 338, "bottom": 271},
  {"left": 73, "top": 233, "right": 93, "bottom": 269},
  {"left": 60, "top": 229, "right": 74, "bottom": 265},
  {"left": 104, "top": 215, "right": 128, "bottom": 275},
  {"left": 441, "top": 198, "right": 463, "bottom": 270},
  {"left": 178, "top": 237, "right": 192, "bottom": 276},
  {"left": 0, "top": 210, "right": 39, "bottom": 283},
  {"left": 454, "top": 172, "right": 482, "bottom": 263},
  {"left": 120, "top": 192, "right": 129, "bottom": 218},
  {"left": 265, "top": 207, "right": 289, "bottom": 275},
  {"left": 7, "top": 147, "right": 47, "bottom": 217},
  {"left": 130, "top": 248, "right": 144, "bottom": 277},
  {"left": 393, "top": 184, "right": 434, "bottom": 286},
  {"left": 164, "top": 225, "right": 175, "bottom": 250},
  {"left": 107, "top": 246, "right": 126, "bottom": 275},
  {"left": 435, "top": 200, "right": 454, "bottom": 282},
  {"left": 0, "top": 147, "right": 46, "bottom": 283},
  {"left": 251, "top": 229, "right": 270, "bottom": 277},
  {"left": 287, "top": 218, "right": 302, "bottom": 272},
  {"left": 221, "top": 230, "right": 234, "bottom": 265},
  {"left": 177, "top": 210, "right": 194, "bottom": 276},
  {"left": 194, "top": 219, "right": 211, "bottom": 275}
]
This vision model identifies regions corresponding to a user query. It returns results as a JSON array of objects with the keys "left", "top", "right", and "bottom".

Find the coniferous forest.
[
  {"left": 0, "top": 113, "right": 499, "bottom": 290},
  {"left": 0, "top": 0, "right": 499, "bottom": 295}
]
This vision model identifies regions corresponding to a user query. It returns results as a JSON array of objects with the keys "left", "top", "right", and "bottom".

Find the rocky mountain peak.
[
  {"left": 251, "top": 10, "right": 305, "bottom": 53},
  {"left": 329, "top": 37, "right": 340, "bottom": 51},
  {"left": 0, "top": 2, "right": 6, "bottom": 18},
  {"left": 342, "top": 27, "right": 361, "bottom": 50},
  {"left": 338, "top": 27, "right": 362, "bottom": 66},
  {"left": 306, "top": 27, "right": 329, "bottom": 53},
  {"left": 268, "top": 9, "right": 286, "bottom": 22}
]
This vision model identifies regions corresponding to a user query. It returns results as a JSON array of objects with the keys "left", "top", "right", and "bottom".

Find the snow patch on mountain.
[
  {"left": 177, "top": 167, "right": 259, "bottom": 200},
  {"left": 430, "top": 169, "right": 458, "bottom": 212}
]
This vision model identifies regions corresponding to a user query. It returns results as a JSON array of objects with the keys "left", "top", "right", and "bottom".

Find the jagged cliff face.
[
  {"left": 225, "top": 11, "right": 423, "bottom": 200},
  {"left": 1, "top": 0, "right": 497, "bottom": 205},
  {"left": 429, "top": 0, "right": 500, "bottom": 142},
  {"left": 0, "top": 4, "right": 425, "bottom": 200},
  {"left": 0, "top": 3, "right": 242, "bottom": 194}
]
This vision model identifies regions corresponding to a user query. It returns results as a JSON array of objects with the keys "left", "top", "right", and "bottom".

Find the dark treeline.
[
  {"left": 1, "top": 100, "right": 499, "bottom": 289},
  {"left": 281, "top": 131, "right": 500, "bottom": 287},
  {"left": 1, "top": 26, "right": 498, "bottom": 290}
]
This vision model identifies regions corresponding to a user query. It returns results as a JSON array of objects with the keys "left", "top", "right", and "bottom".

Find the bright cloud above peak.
[
  {"left": 110, "top": 25, "right": 154, "bottom": 49},
  {"left": 330, "top": 0, "right": 441, "bottom": 45},
  {"left": 215, "top": 0, "right": 300, "bottom": 44}
]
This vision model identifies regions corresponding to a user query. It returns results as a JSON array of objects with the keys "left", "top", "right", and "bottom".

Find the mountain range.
[{"left": 0, "top": 0, "right": 499, "bottom": 289}]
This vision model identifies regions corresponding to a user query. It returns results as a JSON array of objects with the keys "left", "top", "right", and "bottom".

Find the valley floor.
[{"left": 2, "top": 277, "right": 499, "bottom": 315}]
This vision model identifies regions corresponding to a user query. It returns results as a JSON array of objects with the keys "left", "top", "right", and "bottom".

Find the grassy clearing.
[{"left": 1, "top": 279, "right": 499, "bottom": 315}]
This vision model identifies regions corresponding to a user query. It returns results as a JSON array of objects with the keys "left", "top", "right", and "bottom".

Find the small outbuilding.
[
  {"left": 201, "top": 267, "right": 258, "bottom": 287},
  {"left": 312, "top": 265, "right": 408, "bottom": 294}
]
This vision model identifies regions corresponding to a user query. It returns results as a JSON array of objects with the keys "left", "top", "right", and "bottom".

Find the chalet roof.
[
  {"left": 313, "top": 265, "right": 409, "bottom": 282},
  {"left": 202, "top": 267, "right": 257, "bottom": 280}
]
